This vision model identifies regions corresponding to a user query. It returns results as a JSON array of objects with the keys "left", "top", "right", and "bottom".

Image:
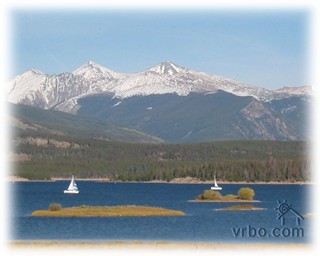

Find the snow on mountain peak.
[
  {"left": 7, "top": 69, "right": 46, "bottom": 102},
  {"left": 20, "top": 69, "right": 44, "bottom": 77},
  {"left": 7, "top": 60, "right": 312, "bottom": 111},
  {"left": 274, "top": 85, "right": 312, "bottom": 96},
  {"left": 72, "top": 61, "right": 122, "bottom": 80},
  {"left": 148, "top": 61, "right": 184, "bottom": 75}
]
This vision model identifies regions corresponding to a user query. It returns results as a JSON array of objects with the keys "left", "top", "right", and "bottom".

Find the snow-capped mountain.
[
  {"left": 72, "top": 60, "right": 123, "bottom": 81},
  {"left": 274, "top": 85, "right": 311, "bottom": 96},
  {"left": 8, "top": 61, "right": 120, "bottom": 109},
  {"left": 7, "top": 61, "right": 311, "bottom": 111},
  {"left": 107, "top": 62, "right": 222, "bottom": 98},
  {"left": 7, "top": 61, "right": 311, "bottom": 142}
]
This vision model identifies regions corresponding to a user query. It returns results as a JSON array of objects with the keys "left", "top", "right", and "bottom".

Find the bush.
[
  {"left": 237, "top": 187, "right": 255, "bottom": 200},
  {"left": 202, "top": 190, "right": 222, "bottom": 200},
  {"left": 196, "top": 194, "right": 204, "bottom": 200},
  {"left": 49, "top": 203, "right": 62, "bottom": 211}
]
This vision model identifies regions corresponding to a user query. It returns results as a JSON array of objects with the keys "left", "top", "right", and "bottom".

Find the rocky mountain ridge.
[{"left": 8, "top": 61, "right": 311, "bottom": 112}]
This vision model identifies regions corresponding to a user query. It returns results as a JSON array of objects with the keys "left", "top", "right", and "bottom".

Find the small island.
[
  {"left": 190, "top": 187, "right": 260, "bottom": 203},
  {"left": 216, "top": 204, "right": 265, "bottom": 211},
  {"left": 32, "top": 204, "right": 185, "bottom": 217}
]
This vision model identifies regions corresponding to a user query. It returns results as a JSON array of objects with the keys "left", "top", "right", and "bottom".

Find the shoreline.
[
  {"left": 9, "top": 240, "right": 312, "bottom": 250},
  {"left": 7, "top": 176, "right": 312, "bottom": 185}
]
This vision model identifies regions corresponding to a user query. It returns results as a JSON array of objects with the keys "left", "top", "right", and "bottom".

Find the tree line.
[{"left": 12, "top": 131, "right": 310, "bottom": 182}]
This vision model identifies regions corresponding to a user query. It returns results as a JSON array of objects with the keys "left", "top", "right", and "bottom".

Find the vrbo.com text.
[{"left": 232, "top": 225, "right": 304, "bottom": 238}]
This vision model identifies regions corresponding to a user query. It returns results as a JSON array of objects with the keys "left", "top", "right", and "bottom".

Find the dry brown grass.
[{"left": 32, "top": 205, "right": 185, "bottom": 217}]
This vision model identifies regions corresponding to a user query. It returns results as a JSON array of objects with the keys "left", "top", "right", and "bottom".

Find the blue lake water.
[{"left": 10, "top": 182, "right": 312, "bottom": 243}]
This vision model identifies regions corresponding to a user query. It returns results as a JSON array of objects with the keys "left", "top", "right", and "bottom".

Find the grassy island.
[
  {"left": 32, "top": 204, "right": 185, "bottom": 217},
  {"left": 216, "top": 204, "right": 265, "bottom": 211},
  {"left": 190, "top": 187, "right": 260, "bottom": 203}
]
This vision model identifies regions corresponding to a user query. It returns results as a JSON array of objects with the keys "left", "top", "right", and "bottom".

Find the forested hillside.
[
  {"left": 10, "top": 103, "right": 163, "bottom": 143},
  {"left": 11, "top": 129, "right": 310, "bottom": 182}
]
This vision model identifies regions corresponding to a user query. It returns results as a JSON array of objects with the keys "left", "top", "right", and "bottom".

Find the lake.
[{"left": 10, "top": 182, "right": 312, "bottom": 243}]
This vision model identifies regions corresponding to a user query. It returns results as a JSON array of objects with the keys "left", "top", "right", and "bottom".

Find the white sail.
[
  {"left": 64, "top": 175, "right": 79, "bottom": 194},
  {"left": 211, "top": 175, "right": 222, "bottom": 190},
  {"left": 214, "top": 175, "right": 218, "bottom": 187},
  {"left": 67, "top": 178, "right": 74, "bottom": 190}
]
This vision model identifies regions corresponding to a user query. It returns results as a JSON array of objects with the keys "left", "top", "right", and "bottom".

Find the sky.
[{"left": 11, "top": 10, "right": 310, "bottom": 89}]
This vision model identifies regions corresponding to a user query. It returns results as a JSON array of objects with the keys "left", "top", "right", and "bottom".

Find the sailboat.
[
  {"left": 64, "top": 175, "right": 79, "bottom": 194},
  {"left": 211, "top": 175, "right": 222, "bottom": 190}
]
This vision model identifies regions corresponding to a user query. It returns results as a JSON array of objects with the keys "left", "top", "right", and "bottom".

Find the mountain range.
[{"left": 8, "top": 61, "right": 311, "bottom": 143}]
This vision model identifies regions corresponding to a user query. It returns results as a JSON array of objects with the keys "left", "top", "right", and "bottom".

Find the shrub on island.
[
  {"left": 197, "top": 190, "right": 222, "bottom": 200},
  {"left": 237, "top": 187, "right": 255, "bottom": 200},
  {"left": 49, "top": 203, "right": 62, "bottom": 211},
  {"left": 195, "top": 187, "right": 256, "bottom": 201}
]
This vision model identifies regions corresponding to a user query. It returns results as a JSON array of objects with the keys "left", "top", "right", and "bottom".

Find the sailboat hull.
[
  {"left": 210, "top": 187, "right": 222, "bottom": 190},
  {"left": 64, "top": 190, "right": 79, "bottom": 194}
]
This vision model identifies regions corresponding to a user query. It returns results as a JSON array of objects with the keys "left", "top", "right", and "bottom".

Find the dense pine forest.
[{"left": 11, "top": 129, "right": 310, "bottom": 182}]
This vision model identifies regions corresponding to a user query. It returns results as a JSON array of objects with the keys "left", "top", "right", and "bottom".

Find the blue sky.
[{"left": 11, "top": 10, "right": 309, "bottom": 89}]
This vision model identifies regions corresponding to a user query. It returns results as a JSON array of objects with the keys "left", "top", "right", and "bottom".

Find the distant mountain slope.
[
  {"left": 7, "top": 61, "right": 311, "bottom": 143},
  {"left": 76, "top": 91, "right": 310, "bottom": 143},
  {"left": 10, "top": 103, "right": 164, "bottom": 143}
]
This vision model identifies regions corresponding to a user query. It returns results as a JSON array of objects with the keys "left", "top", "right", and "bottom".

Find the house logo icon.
[{"left": 275, "top": 200, "right": 304, "bottom": 225}]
